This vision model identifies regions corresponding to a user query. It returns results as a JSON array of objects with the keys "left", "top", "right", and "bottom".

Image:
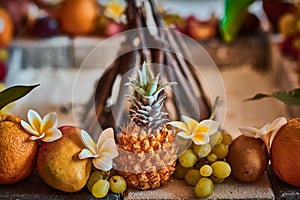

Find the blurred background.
[{"left": 0, "top": 0, "right": 298, "bottom": 136}]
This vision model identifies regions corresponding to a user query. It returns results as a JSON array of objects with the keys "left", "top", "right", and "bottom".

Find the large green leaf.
[
  {"left": 245, "top": 88, "right": 300, "bottom": 107},
  {"left": 0, "top": 84, "right": 40, "bottom": 110}
]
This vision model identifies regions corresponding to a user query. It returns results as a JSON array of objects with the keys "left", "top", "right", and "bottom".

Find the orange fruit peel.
[{"left": 0, "top": 114, "right": 38, "bottom": 184}]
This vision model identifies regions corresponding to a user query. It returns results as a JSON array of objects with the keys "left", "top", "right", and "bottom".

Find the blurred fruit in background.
[
  {"left": 263, "top": 0, "right": 293, "bottom": 32},
  {"left": 277, "top": 5, "right": 300, "bottom": 60},
  {"left": 32, "top": 16, "right": 60, "bottom": 37},
  {"left": 163, "top": 13, "right": 186, "bottom": 33},
  {"left": 186, "top": 15, "right": 218, "bottom": 41},
  {"left": 239, "top": 12, "right": 260, "bottom": 35},
  {"left": 0, "top": 0, "right": 28, "bottom": 35},
  {"left": 96, "top": 15, "right": 123, "bottom": 37},
  {"left": 0, "top": 7, "right": 13, "bottom": 47},
  {"left": 57, "top": 0, "right": 99, "bottom": 35},
  {"left": 0, "top": 61, "right": 7, "bottom": 81}
]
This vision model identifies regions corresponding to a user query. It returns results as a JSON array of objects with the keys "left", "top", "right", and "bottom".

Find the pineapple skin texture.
[{"left": 115, "top": 122, "right": 177, "bottom": 190}]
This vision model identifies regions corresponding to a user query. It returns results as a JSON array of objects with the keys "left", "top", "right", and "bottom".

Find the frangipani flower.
[
  {"left": 21, "top": 109, "right": 62, "bottom": 142},
  {"left": 168, "top": 115, "right": 219, "bottom": 145},
  {"left": 79, "top": 128, "right": 119, "bottom": 171},
  {"left": 102, "top": 0, "right": 127, "bottom": 23},
  {"left": 238, "top": 117, "right": 287, "bottom": 152}
]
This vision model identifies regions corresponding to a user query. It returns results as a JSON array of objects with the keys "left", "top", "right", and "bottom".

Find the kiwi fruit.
[{"left": 226, "top": 135, "right": 269, "bottom": 183}]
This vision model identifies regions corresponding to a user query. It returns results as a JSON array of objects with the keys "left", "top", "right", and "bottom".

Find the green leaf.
[
  {"left": 0, "top": 84, "right": 40, "bottom": 110},
  {"left": 244, "top": 88, "right": 300, "bottom": 107},
  {"left": 244, "top": 93, "right": 270, "bottom": 101}
]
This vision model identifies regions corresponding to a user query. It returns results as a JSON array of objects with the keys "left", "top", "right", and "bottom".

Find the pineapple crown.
[{"left": 125, "top": 62, "right": 176, "bottom": 130}]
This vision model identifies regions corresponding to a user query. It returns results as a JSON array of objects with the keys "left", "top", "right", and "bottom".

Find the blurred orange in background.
[
  {"left": 57, "top": 0, "right": 99, "bottom": 36},
  {"left": 0, "top": 7, "right": 13, "bottom": 47}
]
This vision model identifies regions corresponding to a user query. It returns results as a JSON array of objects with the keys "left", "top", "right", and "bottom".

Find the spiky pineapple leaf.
[
  {"left": 245, "top": 88, "right": 300, "bottom": 107},
  {"left": 0, "top": 84, "right": 40, "bottom": 110},
  {"left": 142, "top": 61, "right": 152, "bottom": 82},
  {"left": 146, "top": 73, "right": 160, "bottom": 96},
  {"left": 138, "top": 68, "right": 147, "bottom": 88}
]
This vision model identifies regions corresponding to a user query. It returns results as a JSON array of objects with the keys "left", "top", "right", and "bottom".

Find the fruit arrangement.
[{"left": 171, "top": 127, "right": 233, "bottom": 198}]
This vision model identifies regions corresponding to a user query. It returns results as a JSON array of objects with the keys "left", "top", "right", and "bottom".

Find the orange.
[
  {"left": 0, "top": 7, "right": 13, "bottom": 47},
  {"left": 57, "top": 0, "right": 99, "bottom": 35},
  {"left": 0, "top": 114, "right": 39, "bottom": 184},
  {"left": 271, "top": 118, "right": 300, "bottom": 187}
]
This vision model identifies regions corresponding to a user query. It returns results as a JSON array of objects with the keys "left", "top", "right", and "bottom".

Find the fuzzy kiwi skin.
[{"left": 226, "top": 135, "right": 269, "bottom": 183}]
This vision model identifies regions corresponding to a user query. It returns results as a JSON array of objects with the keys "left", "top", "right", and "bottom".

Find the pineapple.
[{"left": 115, "top": 62, "right": 178, "bottom": 190}]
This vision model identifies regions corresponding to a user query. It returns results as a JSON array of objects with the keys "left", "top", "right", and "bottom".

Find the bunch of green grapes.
[
  {"left": 174, "top": 131, "right": 232, "bottom": 198},
  {"left": 86, "top": 170, "right": 127, "bottom": 198}
]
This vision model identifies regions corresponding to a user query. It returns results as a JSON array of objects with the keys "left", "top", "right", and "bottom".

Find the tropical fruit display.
[
  {"left": 173, "top": 130, "right": 232, "bottom": 198},
  {"left": 271, "top": 118, "right": 300, "bottom": 187},
  {"left": 114, "top": 63, "right": 178, "bottom": 190}
]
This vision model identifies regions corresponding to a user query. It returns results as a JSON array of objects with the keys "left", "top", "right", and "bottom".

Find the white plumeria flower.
[
  {"left": 238, "top": 117, "right": 287, "bottom": 152},
  {"left": 103, "top": 0, "right": 127, "bottom": 23},
  {"left": 21, "top": 109, "right": 62, "bottom": 142},
  {"left": 168, "top": 115, "right": 219, "bottom": 145},
  {"left": 78, "top": 128, "right": 119, "bottom": 171}
]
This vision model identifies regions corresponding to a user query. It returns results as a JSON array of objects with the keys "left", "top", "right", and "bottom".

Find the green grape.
[
  {"left": 91, "top": 179, "right": 110, "bottom": 198},
  {"left": 87, "top": 170, "right": 104, "bottom": 192},
  {"left": 193, "top": 143, "right": 211, "bottom": 158},
  {"left": 211, "top": 161, "right": 231, "bottom": 179},
  {"left": 194, "top": 158, "right": 210, "bottom": 170},
  {"left": 210, "top": 131, "right": 223, "bottom": 147},
  {"left": 211, "top": 143, "right": 228, "bottom": 159},
  {"left": 222, "top": 133, "right": 233, "bottom": 146},
  {"left": 173, "top": 164, "right": 191, "bottom": 179},
  {"left": 207, "top": 153, "right": 218, "bottom": 163},
  {"left": 194, "top": 178, "right": 214, "bottom": 198},
  {"left": 200, "top": 165, "right": 213, "bottom": 177},
  {"left": 109, "top": 175, "right": 127, "bottom": 194},
  {"left": 185, "top": 169, "right": 202, "bottom": 186},
  {"left": 210, "top": 175, "right": 225, "bottom": 184},
  {"left": 179, "top": 149, "right": 198, "bottom": 168}
]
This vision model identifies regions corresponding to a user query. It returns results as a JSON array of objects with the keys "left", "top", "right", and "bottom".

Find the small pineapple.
[{"left": 115, "top": 62, "right": 178, "bottom": 190}]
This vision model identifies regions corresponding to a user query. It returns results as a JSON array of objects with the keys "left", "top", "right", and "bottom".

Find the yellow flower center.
[
  {"left": 106, "top": 2, "right": 125, "bottom": 17},
  {"left": 194, "top": 126, "right": 209, "bottom": 141}
]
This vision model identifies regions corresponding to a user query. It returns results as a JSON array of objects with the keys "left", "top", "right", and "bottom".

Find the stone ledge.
[
  {"left": 126, "top": 172, "right": 274, "bottom": 199},
  {"left": 0, "top": 171, "right": 121, "bottom": 200}
]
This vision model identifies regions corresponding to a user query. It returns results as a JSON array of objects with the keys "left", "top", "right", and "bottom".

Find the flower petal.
[
  {"left": 193, "top": 134, "right": 210, "bottom": 145},
  {"left": 41, "top": 112, "right": 58, "bottom": 133},
  {"left": 269, "top": 117, "right": 287, "bottom": 131},
  {"left": 198, "top": 119, "right": 219, "bottom": 135},
  {"left": 238, "top": 126, "right": 259, "bottom": 138},
  {"left": 29, "top": 132, "right": 45, "bottom": 141},
  {"left": 27, "top": 109, "right": 42, "bottom": 132},
  {"left": 92, "top": 152, "right": 113, "bottom": 171},
  {"left": 97, "top": 128, "right": 114, "bottom": 150},
  {"left": 21, "top": 120, "right": 40, "bottom": 136},
  {"left": 167, "top": 121, "right": 189, "bottom": 132},
  {"left": 177, "top": 131, "right": 194, "bottom": 139},
  {"left": 79, "top": 130, "right": 97, "bottom": 155},
  {"left": 98, "top": 138, "right": 119, "bottom": 158},
  {"left": 256, "top": 124, "right": 269, "bottom": 138},
  {"left": 78, "top": 149, "right": 98, "bottom": 159},
  {"left": 182, "top": 115, "right": 198, "bottom": 131},
  {"left": 41, "top": 127, "right": 62, "bottom": 142}
]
